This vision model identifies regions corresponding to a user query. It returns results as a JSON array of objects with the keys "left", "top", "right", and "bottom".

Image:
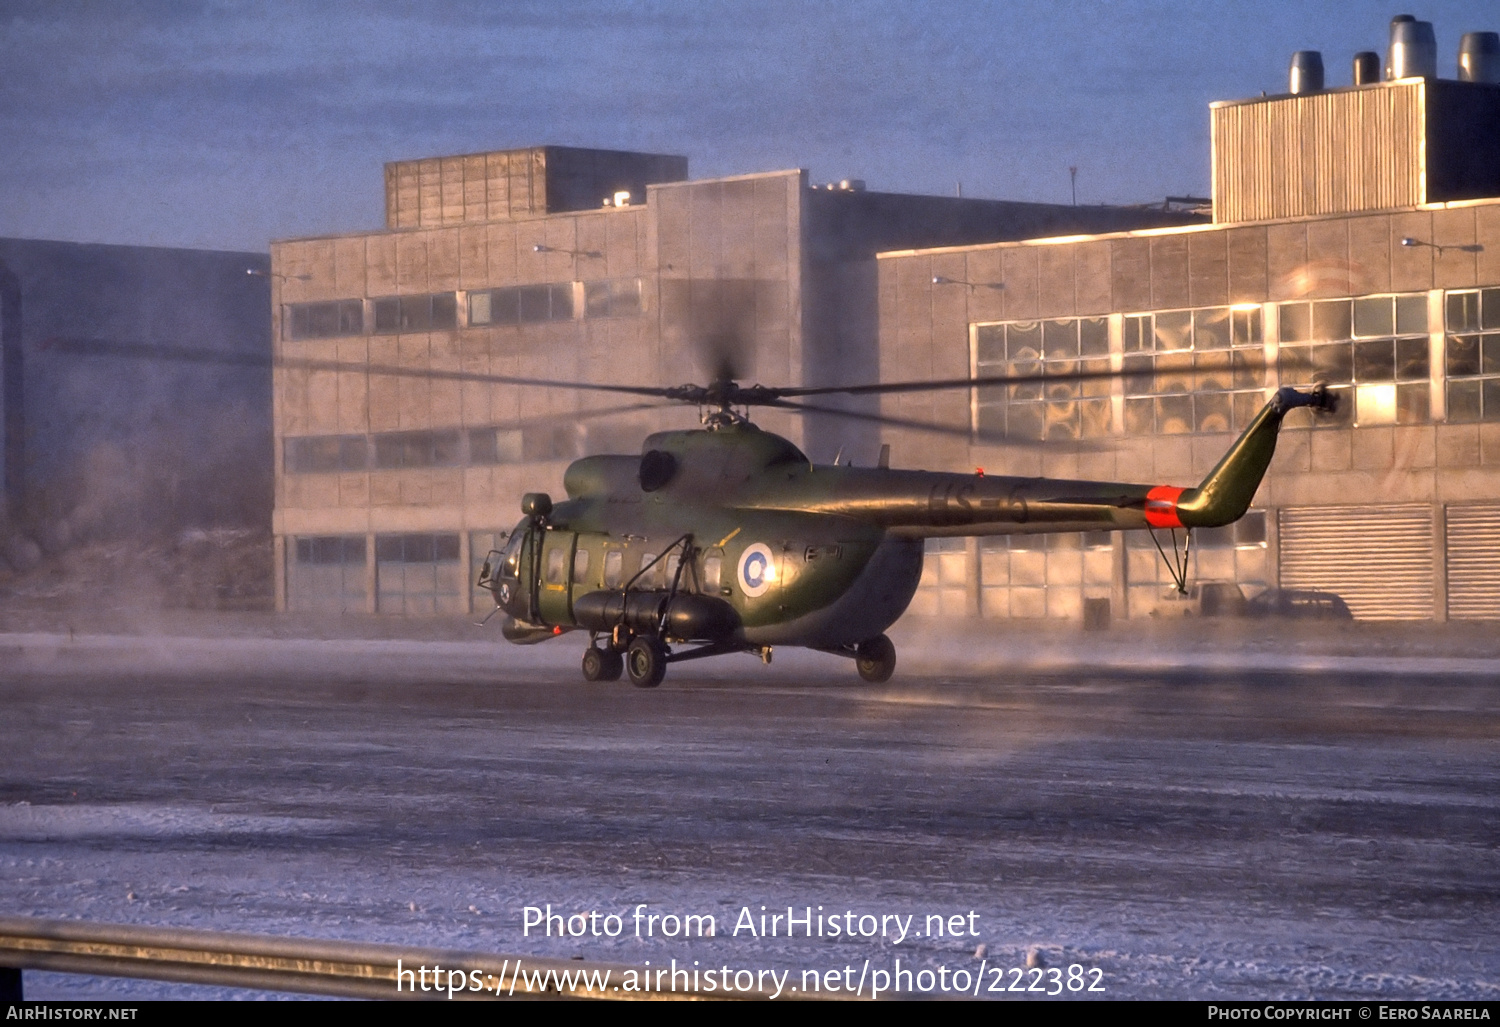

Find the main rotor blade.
[
  {"left": 46, "top": 337, "right": 1312, "bottom": 414},
  {"left": 775, "top": 352, "right": 1302, "bottom": 399},
  {"left": 476, "top": 402, "right": 674, "bottom": 433},
  {"left": 769, "top": 398, "right": 1105, "bottom": 450},
  {"left": 41, "top": 337, "right": 678, "bottom": 401}
]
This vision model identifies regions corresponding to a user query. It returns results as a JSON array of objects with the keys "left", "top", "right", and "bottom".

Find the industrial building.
[
  {"left": 886, "top": 22, "right": 1500, "bottom": 622},
  {"left": 270, "top": 19, "right": 1500, "bottom": 623},
  {"left": 268, "top": 146, "right": 1198, "bottom": 614}
]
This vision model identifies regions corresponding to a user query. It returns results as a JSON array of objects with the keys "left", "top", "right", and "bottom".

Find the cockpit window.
[{"left": 500, "top": 526, "right": 525, "bottom": 576}]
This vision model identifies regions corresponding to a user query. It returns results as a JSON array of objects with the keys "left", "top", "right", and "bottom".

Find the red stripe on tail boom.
[{"left": 1145, "top": 485, "right": 1185, "bottom": 528}]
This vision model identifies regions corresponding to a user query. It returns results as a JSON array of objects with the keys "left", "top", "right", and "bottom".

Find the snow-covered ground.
[{"left": 2, "top": 621, "right": 1498, "bottom": 1000}]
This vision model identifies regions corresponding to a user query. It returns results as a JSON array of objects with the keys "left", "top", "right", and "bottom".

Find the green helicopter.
[{"left": 478, "top": 376, "right": 1335, "bottom": 687}]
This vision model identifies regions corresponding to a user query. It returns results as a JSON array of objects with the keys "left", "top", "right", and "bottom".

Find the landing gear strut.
[{"left": 855, "top": 634, "right": 896, "bottom": 683}]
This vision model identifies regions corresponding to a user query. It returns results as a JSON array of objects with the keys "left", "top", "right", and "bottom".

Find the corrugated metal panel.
[
  {"left": 385, "top": 148, "right": 548, "bottom": 228},
  {"left": 1446, "top": 504, "right": 1500, "bottom": 620},
  {"left": 1279, "top": 505, "right": 1433, "bottom": 619},
  {"left": 1213, "top": 81, "right": 1425, "bottom": 223}
]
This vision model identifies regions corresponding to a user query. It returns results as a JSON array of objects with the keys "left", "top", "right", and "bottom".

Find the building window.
[
  {"left": 981, "top": 531, "right": 1112, "bottom": 620},
  {"left": 973, "top": 317, "right": 1111, "bottom": 440},
  {"left": 973, "top": 307, "right": 1267, "bottom": 440},
  {"left": 1278, "top": 294, "right": 1428, "bottom": 426},
  {"left": 1445, "top": 288, "right": 1500, "bottom": 422},
  {"left": 284, "top": 435, "right": 369, "bottom": 473},
  {"left": 285, "top": 424, "right": 584, "bottom": 475},
  {"left": 371, "top": 293, "right": 458, "bottom": 334},
  {"left": 372, "top": 429, "right": 462, "bottom": 470},
  {"left": 288, "top": 535, "right": 367, "bottom": 613},
  {"left": 467, "top": 427, "right": 524, "bottom": 465},
  {"left": 375, "top": 533, "right": 463, "bottom": 616},
  {"left": 284, "top": 300, "right": 364, "bottom": 340},
  {"left": 470, "top": 282, "right": 575, "bottom": 326},
  {"left": 1122, "top": 306, "right": 1266, "bottom": 435}
]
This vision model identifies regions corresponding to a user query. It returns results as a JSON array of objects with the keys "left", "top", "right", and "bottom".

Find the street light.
[
  {"left": 1400, "top": 237, "right": 1484, "bottom": 256},
  {"left": 246, "top": 268, "right": 312, "bottom": 282},
  {"left": 534, "top": 243, "right": 603, "bottom": 260},
  {"left": 932, "top": 275, "right": 1005, "bottom": 291}
]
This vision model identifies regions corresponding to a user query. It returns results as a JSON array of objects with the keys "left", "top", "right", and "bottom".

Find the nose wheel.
[{"left": 855, "top": 634, "right": 896, "bottom": 683}]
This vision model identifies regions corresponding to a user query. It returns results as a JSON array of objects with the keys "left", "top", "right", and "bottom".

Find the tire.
[
  {"left": 855, "top": 634, "right": 896, "bottom": 683},
  {"left": 626, "top": 637, "right": 668, "bottom": 688},
  {"left": 581, "top": 646, "right": 608, "bottom": 682}
]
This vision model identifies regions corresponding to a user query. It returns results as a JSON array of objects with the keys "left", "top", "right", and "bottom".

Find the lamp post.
[
  {"left": 1400, "top": 237, "right": 1484, "bottom": 257},
  {"left": 932, "top": 275, "right": 1005, "bottom": 291},
  {"left": 534, "top": 243, "right": 603, "bottom": 261},
  {"left": 246, "top": 269, "right": 312, "bottom": 282}
]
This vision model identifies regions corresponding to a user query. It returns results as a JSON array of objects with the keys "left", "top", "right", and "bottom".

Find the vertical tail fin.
[{"left": 1175, "top": 385, "right": 1336, "bottom": 528}]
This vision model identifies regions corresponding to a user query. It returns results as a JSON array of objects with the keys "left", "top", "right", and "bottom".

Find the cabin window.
[
  {"left": 637, "top": 553, "right": 658, "bottom": 587},
  {"left": 546, "top": 547, "right": 567, "bottom": 585},
  {"left": 604, "top": 550, "right": 625, "bottom": 588},
  {"left": 572, "top": 549, "right": 591, "bottom": 585},
  {"left": 701, "top": 555, "right": 722, "bottom": 593}
]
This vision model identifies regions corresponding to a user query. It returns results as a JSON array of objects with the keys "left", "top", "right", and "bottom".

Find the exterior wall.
[{"left": 879, "top": 198, "right": 1500, "bottom": 621}]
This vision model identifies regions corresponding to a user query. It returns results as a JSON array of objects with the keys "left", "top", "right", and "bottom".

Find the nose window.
[{"left": 501, "top": 531, "right": 524, "bottom": 575}]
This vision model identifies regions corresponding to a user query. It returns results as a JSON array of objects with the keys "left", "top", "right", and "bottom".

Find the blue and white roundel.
[{"left": 737, "top": 543, "right": 776, "bottom": 598}]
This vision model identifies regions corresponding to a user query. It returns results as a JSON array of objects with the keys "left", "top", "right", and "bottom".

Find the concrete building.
[
  {"left": 882, "top": 70, "right": 1500, "bottom": 622},
  {"left": 0, "top": 239, "right": 272, "bottom": 556},
  {"left": 269, "top": 145, "right": 1198, "bottom": 615}
]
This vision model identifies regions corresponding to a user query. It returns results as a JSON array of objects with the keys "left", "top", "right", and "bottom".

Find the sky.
[{"left": 1, "top": 0, "right": 1497, "bottom": 253}]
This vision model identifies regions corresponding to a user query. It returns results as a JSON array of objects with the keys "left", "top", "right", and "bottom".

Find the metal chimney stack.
[
  {"left": 1289, "top": 51, "right": 1325, "bottom": 93},
  {"left": 1352, "top": 51, "right": 1380, "bottom": 85},
  {"left": 1457, "top": 31, "right": 1500, "bottom": 83},
  {"left": 1387, "top": 15, "right": 1437, "bottom": 79}
]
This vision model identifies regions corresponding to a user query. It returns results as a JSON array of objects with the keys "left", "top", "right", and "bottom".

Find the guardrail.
[{"left": 0, "top": 916, "right": 813, "bottom": 1001}]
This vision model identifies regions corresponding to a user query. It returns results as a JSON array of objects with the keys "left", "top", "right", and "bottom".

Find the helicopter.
[
  {"left": 46, "top": 335, "right": 1335, "bottom": 686},
  {"left": 473, "top": 375, "right": 1336, "bottom": 687}
]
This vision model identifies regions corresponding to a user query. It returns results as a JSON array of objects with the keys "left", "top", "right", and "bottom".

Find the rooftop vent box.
[
  {"left": 384, "top": 146, "right": 687, "bottom": 228},
  {"left": 1211, "top": 77, "right": 1500, "bottom": 223}
]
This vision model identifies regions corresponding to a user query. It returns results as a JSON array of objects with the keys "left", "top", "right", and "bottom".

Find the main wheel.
[
  {"left": 855, "top": 634, "right": 896, "bottom": 683},
  {"left": 625, "top": 637, "right": 668, "bottom": 688},
  {"left": 582, "top": 646, "right": 623, "bottom": 682}
]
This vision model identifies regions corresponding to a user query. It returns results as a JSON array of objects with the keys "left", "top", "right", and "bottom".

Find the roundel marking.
[{"left": 737, "top": 543, "right": 776, "bottom": 598}]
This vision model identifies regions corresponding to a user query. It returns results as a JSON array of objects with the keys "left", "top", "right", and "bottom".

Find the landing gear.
[
  {"left": 581, "top": 645, "right": 623, "bottom": 682},
  {"left": 855, "top": 634, "right": 896, "bottom": 683},
  {"left": 625, "top": 636, "right": 669, "bottom": 688}
]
